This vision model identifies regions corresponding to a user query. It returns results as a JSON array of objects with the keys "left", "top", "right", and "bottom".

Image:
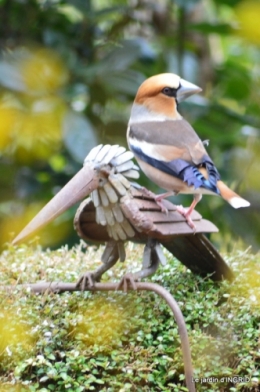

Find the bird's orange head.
[{"left": 133, "top": 73, "right": 202, "bottom": 120}]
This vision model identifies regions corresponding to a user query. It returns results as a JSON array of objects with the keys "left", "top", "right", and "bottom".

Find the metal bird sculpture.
[{"left": 13, "top": 144, "right": 234, "bottom": 286}]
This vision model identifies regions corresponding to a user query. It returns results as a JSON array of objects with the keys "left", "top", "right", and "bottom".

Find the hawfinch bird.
[{"left": 127, "top": 73, "right": 250, "bottom": 228}]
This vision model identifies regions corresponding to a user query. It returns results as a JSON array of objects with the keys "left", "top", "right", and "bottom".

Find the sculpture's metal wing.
[{"left": 12, "top": 144, "right": 138, "bottom": 245}]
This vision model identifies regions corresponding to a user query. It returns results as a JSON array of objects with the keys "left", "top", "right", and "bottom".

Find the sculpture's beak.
[{"left": 12, "top": 165, "right": 99, "bottom": 245}]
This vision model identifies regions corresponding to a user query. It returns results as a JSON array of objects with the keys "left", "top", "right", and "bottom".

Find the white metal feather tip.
[{"left": 84, "top": 144, "right": 139, "bottom": 181}]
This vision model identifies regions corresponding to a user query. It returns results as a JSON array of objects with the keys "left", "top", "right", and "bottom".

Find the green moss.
[{"left": 0, "top": 242, "right": 259, "bottom": 391}]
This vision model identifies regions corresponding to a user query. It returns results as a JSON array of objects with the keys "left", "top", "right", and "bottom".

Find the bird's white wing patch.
[{"left": 129, "top": 137, "right": 168, "bottom": 161}]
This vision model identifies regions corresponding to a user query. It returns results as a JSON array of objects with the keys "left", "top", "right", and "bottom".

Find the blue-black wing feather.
[{"left": 131, "top": 144, "right": 220, "bottom": 195}]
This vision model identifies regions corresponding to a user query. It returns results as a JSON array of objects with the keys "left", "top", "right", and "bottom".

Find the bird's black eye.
[
  {"left": 162, "top": 87, "right": 170, "bottom": 95},
  {"left": 162, "top": 87, "right": 177, "bottom": 97}
]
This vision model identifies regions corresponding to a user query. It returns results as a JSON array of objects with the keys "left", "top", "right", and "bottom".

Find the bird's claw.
[
  {"left": 154, "top": 197, "right": 168, "bottom": 214},
  {"left": 140, "top": 187, "right": 169, "bottom": 213},
  {"left": 116, "top": 273, "right": 138, "bottom": 292},
  {"left": 176, "top": 205, "right": 196, "bottom": 232},
  {"left": 76, "top": 272, "right": 97, "bottom": 291}
]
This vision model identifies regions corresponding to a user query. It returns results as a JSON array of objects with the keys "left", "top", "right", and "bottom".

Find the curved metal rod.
[{"left": 1, "top": 281, "right": 195, "bottom": 392}]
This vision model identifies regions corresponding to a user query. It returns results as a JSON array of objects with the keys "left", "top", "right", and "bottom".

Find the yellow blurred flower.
[
  {"left": 13, "top": 97, "right": 66, "bottom": 163},
  {"left": 20, "top": 48, "right": 68, "bottom": 94},
  {"left": 71, "top": 297, "right": 129, "bottom": 348},
  {"left": 0, "top": 107, "right": 20, "bottom": 150},
  {"left": 0, "top": 202, "right": 70, "bottom": 248},
  {"left": 235, "top": 1, "right": 260, "bottom": 45},
  {"left": 0, "top": 95, "right": 66, "bottom": 161},
  {"left": 0, "top": 47, "right": 69, "bottom": 161},
  {"left": 0, "top": 203, "right": 44, "bottom": 246},
  {"left": 0, "top": 310, "right": 34, "bottom": 355}
]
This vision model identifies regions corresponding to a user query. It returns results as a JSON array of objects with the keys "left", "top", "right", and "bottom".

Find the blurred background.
[{"left": 0, "top": 0, "right": 259, "bottom": 251}]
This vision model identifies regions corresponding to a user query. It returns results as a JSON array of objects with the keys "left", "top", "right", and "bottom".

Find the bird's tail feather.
[{"left": 217, "top": 180, "right": 250, "bottom": 209}]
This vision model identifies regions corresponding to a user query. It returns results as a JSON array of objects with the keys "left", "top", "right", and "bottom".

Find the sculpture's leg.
[
  {"left": 116, "top": 273, "right": 138, "bottom": 292},
  {"left": 76, "top": 241, "right": 122, "bottom": 290},
  {"left": 117, "top": 239, "right": 166, "bottom": 292}
]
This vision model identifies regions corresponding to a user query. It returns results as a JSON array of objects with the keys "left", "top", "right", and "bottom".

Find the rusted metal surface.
[
  {"left": 74, "top": 191, "right": 234, "bottom": 282},
  {"left": 162, "top": 234, "right": 234, "bottom": 281},
  {"left": 74, "top": 193, "right": 217, "bottom": 243},
  {"left": 0, "top": 280, "right": 196, "bottom": 392}
]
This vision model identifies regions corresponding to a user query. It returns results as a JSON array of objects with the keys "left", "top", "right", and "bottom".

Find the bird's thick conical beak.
[
  {"left": 177, "top": 78, "right": 202, "bottom": 102},
  {"left": 12, "top": 164, "right": 99, "bottom": 245}
]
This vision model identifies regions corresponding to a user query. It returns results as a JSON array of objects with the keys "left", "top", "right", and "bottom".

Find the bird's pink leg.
[
  {"left": 154, "top": 191, "right": 175, "bottom": 213},
  {"left": 176, "top": 194, "right": 202, "bottom": 230}
]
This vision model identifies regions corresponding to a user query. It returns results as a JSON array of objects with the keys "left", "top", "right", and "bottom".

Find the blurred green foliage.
[{"left": 0, "top": 0, "right": 259, "bottom": 250}]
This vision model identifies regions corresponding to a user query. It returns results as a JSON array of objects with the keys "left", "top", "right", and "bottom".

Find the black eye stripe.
[{"left": 162, "top": 87, "right": 177, "bottom": 97}]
